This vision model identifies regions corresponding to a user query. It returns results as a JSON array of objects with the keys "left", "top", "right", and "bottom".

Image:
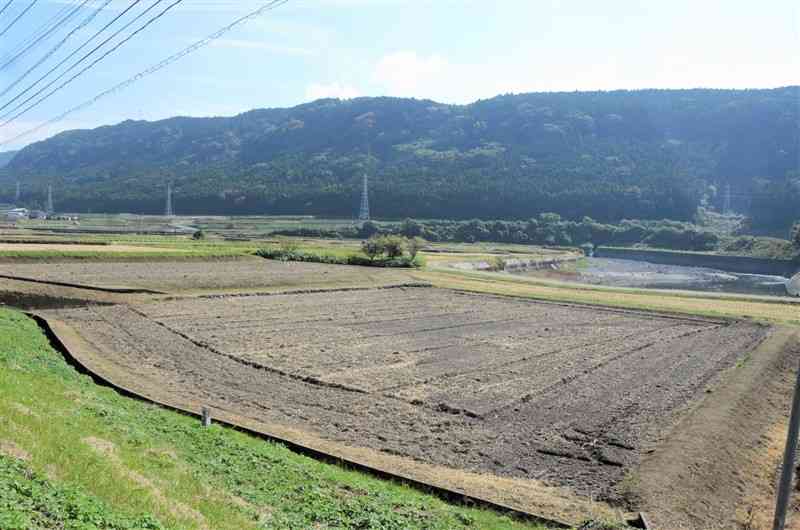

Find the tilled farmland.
[
  {"left": 40, "top": 286, "right": 768, "bottom": 500},
  {"left": 0, "top": 258, "right": 412, "bottom": 293}
]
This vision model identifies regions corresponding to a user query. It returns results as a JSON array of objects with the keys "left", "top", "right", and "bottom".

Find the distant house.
[{"left": 29, "top": 210, "right": 46, "bottom": 219}]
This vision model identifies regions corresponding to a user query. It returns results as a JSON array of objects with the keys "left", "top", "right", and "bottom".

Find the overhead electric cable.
[
  {"left": 0, "top": 0, "right": 144, "bottom": 115},
  {"left": 0, "top": 0, "right": 113, "bottom": 99},
  {"left": 0, "top": 0, "right": 184, "bottom": 125},
  {"left": 0, "top": 0, "right": 90, "bottom": 72},
  {"left": 0, "top": 0, "right": 289, "bottom": 147},
  {"left": 0, "top": 1, "right": 13, "bottom": 18},
  {"left": 0, "top": 0, "right": 37, "bottom": 38},
  {"left": 0, "top": 0, "right": 73, "bottom": 63}
]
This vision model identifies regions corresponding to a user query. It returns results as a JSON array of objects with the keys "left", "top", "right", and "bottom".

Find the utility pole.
[
  {"left": 14, "top": 181, "right": 20, "bottom": 203},
  {"left": 165, "top": 181, "right": 174, "bottom": 217},
  {"left": 45, "top": 184, "right": 53, "bottom": 214}
]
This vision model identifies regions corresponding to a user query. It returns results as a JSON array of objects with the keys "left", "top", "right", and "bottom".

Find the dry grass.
[{"left": 416, "top": 270, "right": 800, "bottom": 326}]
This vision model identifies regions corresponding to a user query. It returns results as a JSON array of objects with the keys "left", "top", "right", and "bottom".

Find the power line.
[
  {"left": 0, "top": 0, "right": 37, "bottom": 38},
  {"left": 0, "top": 0, "right": 144, "bottom": 116},
  {"left": 0, "top": 1, "right": 13, "bottom": 18},
  {"left": 0, "top": 0, "right": 90, "bottom": 73},
  {"left": 0, "top": 0, "right": 289, "bottom": 147},
  {"left": 0, "top": 0, "right": 184, "bottom": 127},
  {"left": 0, "top": 0, "right": 112, "bottom": 100},
  {"left": 0, "top": 0, "right": 73, "bottom": 64}
]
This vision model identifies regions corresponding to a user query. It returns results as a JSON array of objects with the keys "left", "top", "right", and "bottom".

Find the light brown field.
[{"left": 0, "top": 243, "right": 185, "bottom": 253}]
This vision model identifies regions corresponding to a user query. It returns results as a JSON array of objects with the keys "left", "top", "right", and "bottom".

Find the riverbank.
[
  {"left": 595, "top": 246, "right": 799, "bottom": 277},
  {"left": 536, "top": 258, "right": 793, "bottom": 297}
]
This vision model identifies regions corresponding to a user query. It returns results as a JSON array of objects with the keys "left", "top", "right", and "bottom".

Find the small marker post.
[{"left": 202, "top": 407, "right": 212, "bottom": 428}]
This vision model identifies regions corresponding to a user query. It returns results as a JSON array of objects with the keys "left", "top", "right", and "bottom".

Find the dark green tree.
[{"left": 361, "top": 238, "right": 383, "bottom": 260}]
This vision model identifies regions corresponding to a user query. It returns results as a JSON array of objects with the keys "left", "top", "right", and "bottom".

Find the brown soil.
[
  {"left": 0, "top": 277, "right": 137, "bottom": 309},
  {"left": 635, "top": 326, "right": 800, "bottom": 529},
  {"left": 0, "top": 243, "right": 183, "bottom": 252},
  {"left": 0, "top": 258, "right": 414, "bottom": 294},
  {"left": 40, "top": 287, "right": 769, "bottom": 509}
]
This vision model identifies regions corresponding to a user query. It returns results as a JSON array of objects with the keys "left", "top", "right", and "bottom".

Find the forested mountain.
[
  {"left": 0, "top": 151, "right": 17, "bottom": 168},
  {"left": 2, "top": 87, "right": 798, "bottom": 229}
]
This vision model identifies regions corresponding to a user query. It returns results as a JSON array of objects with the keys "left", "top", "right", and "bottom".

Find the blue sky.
[{"left": 0, "top": 0, "right": 797, "bottom": 149}]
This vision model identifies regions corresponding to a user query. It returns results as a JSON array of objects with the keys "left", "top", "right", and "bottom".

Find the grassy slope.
[
  {"left": 0, "top": 233, "right": 562, "bottom": 264},
  {"left": 0, "top": 309, "right": 555, "bottom": 530},
  {"left": 417, "top": 270, "right": 800, "bottom": 326}
]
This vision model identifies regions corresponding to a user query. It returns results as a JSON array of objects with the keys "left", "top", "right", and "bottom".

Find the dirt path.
[{"left": 635, "top": 326, "right": 800, "bottom": 529}]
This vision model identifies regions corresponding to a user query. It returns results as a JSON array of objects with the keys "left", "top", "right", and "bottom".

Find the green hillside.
[
  {"left": 3, "top": 87, "right": 798, "bottom": 230},
  {"left": 0, "top": 150, "right": 17, "bottom": 168}
]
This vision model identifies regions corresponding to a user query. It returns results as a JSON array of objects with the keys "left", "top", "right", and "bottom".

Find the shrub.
[
  {"left": 380, "top": 235, "right": 406, "bottom": 259},
  {"left": 256, "top": 245, "right": 420, "bottom": 268},
  {"left": 278, "top": 237, "right": 300, "bottom": 255},
  {"left": 359, "top": 221, "right": 380, "bottom": 238},
  {"left": 191, "top": 229, "right": 206, "bottom": 240},
  {"left": 361, "top": 238, "right": 384, "bottom": 261},
  {"left": 400, "top": 218, "right": 423, "bottom": 237},
  {"left": 406, "top": 236, "right": 426, "bottom": 260},
  {"left": 488, "top": 256, "right": 507, "bottom": 271}
]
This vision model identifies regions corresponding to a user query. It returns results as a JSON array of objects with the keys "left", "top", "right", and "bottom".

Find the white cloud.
[
  {"left": 372, "top": 51, "right": 448, "bottom": 96},
  {"left": 305, "top": 82, "right": 360, "bottom": 101},
  {"left": 210, "top": 38, "right": 315, "bottom": 57},
  {"left": 0, "top": 119, "right": 91, "bottom": 150},
  {"left": 369, "top": 50, "right": 528, "bottom": 103}
]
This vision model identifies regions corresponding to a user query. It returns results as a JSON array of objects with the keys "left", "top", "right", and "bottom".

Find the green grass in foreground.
[
  {"left": 0, "top": 456, "right": 163, "bottom": 529},
  {"left": 0, "top": 309, "right": 556, "bottom": 530}
]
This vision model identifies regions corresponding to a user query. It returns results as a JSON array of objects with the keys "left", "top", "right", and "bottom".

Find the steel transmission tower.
[
  {"left": 358, "top": 172, "right": 370, "bottom": 221},
  {"left": 723, "top": 184, "right": 732, "bottom": 214},
  {"left": 45, "top": 184, "right": 53, "bottom": 213},
  {"left": 165, "top": 181, "right": 174, "bottom": 217}
]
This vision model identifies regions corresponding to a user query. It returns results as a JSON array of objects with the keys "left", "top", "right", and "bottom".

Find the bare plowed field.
[
  {"left": 41, "top": 287, "right": 768, "bottom": 502},
  {"left": 0, "top": 243, "right": 185, "bottom": 252},
  {"left": 0, "top": 258, "right": 412, "bottom": 293}
]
